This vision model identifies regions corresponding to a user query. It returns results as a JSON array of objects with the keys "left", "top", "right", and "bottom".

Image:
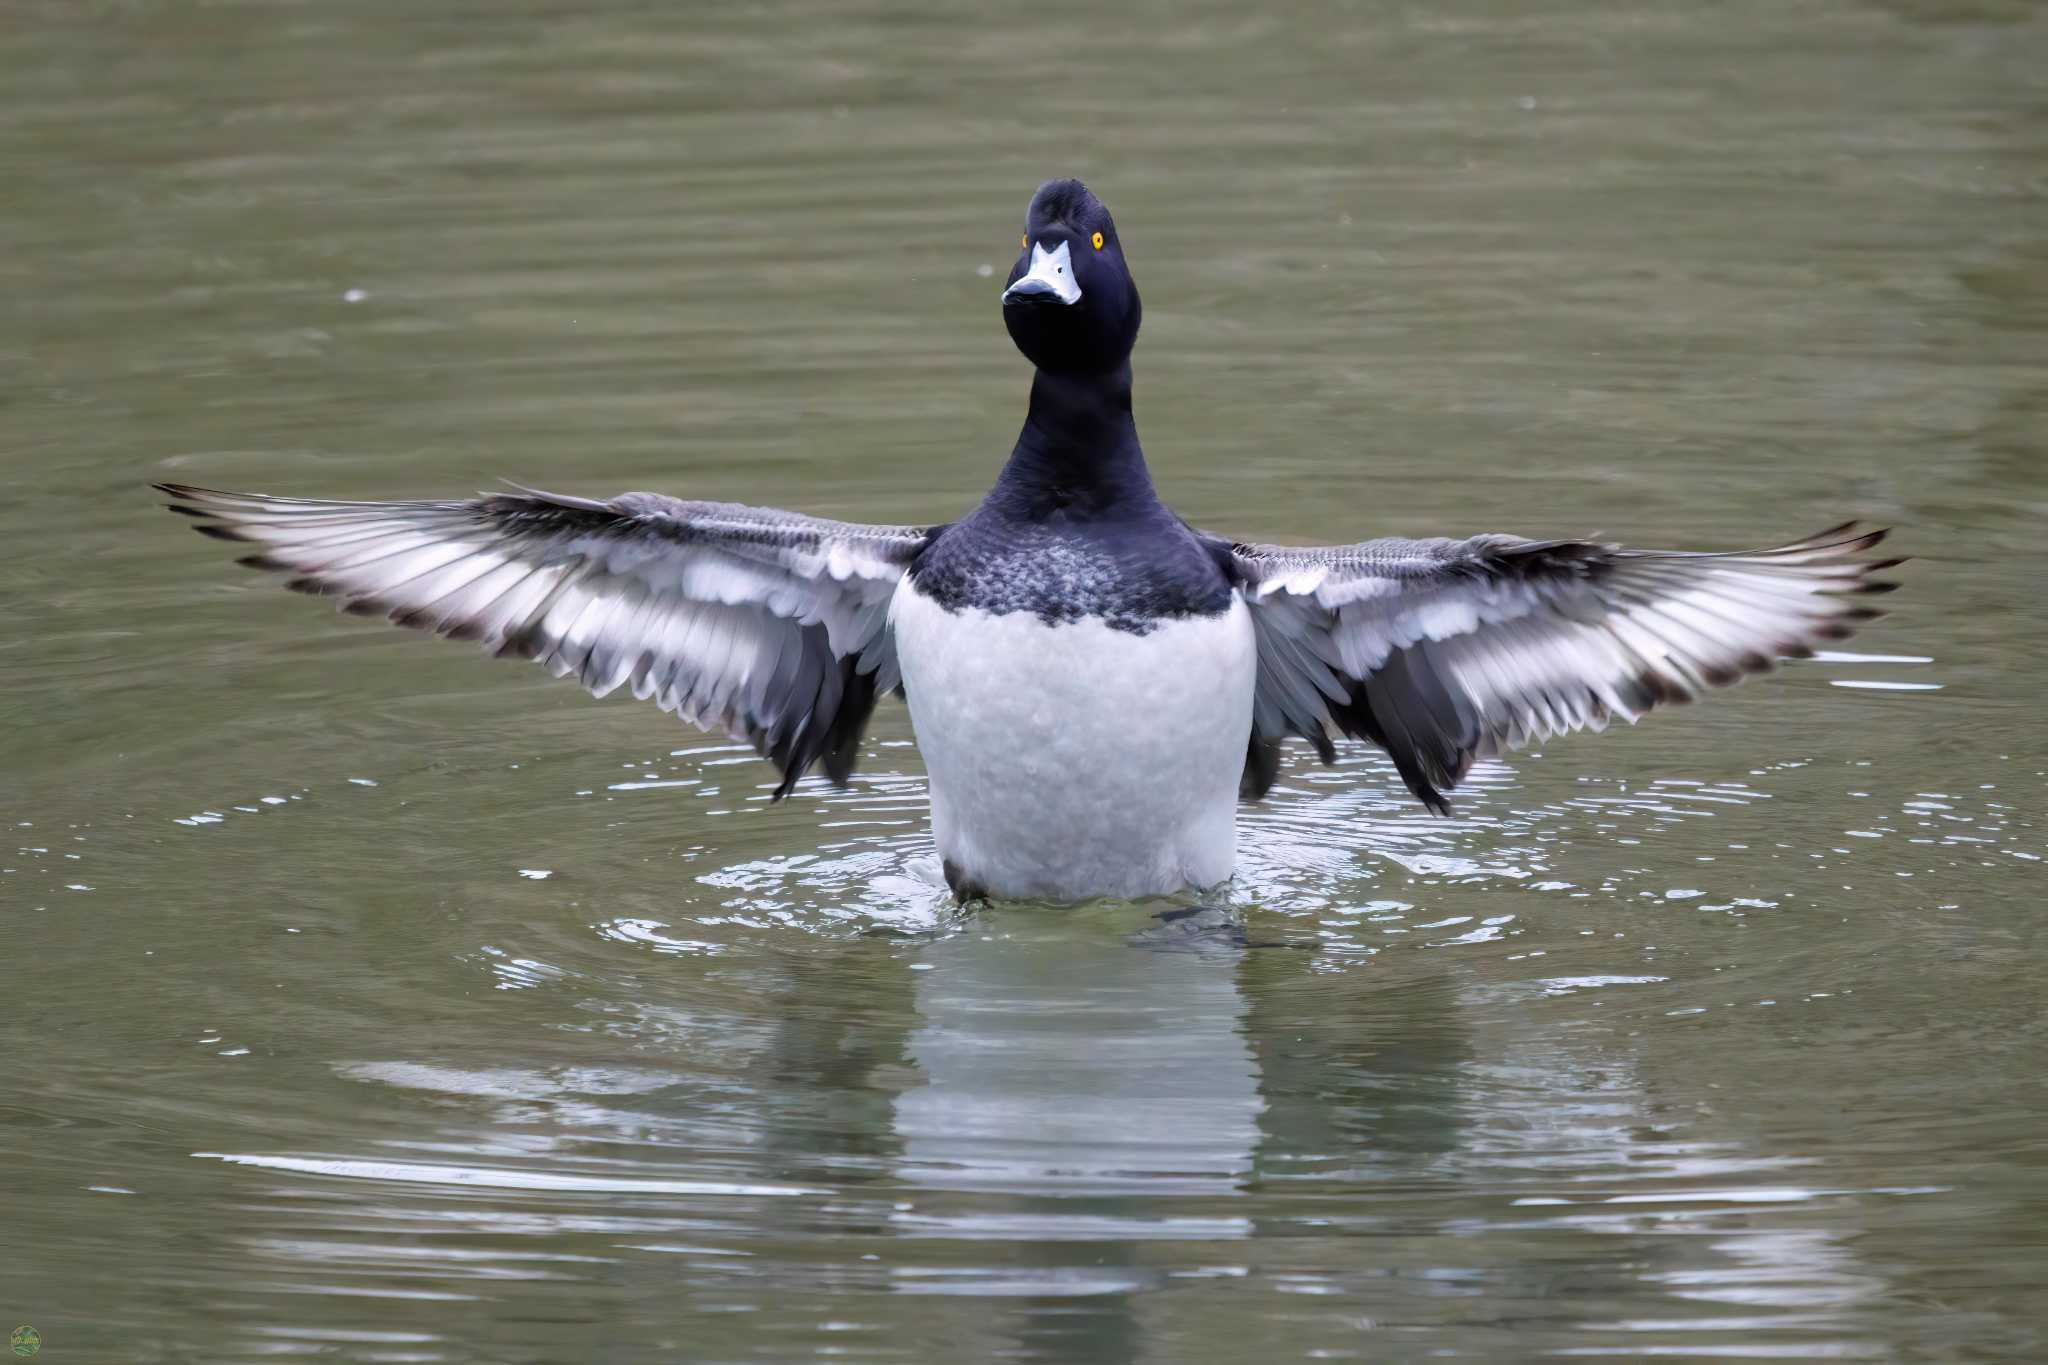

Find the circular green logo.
[{"left": 9, "top": 1327, "right": 37, "bottom": 1358}]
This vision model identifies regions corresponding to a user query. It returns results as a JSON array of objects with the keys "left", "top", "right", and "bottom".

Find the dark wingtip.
[
  {"left": 389, "top": 607, "right": 440, "bottom": 631},
  {"left": 1763, "top": 522, "right": 1889, "bottom": 557},
  {"left": 192, "top": 522, "right": 253, "bottom": 542},
  {"left": 821, "top": 751, "right": 860, "bottom": 790},
  {"left": 1309, "top": 727, "right": 1338, "bottom": 765},
  {"left": 1240, "top": 734, "right": 1283, "bottom": 801},
  {"left": 1639, "top": 669, "right": 1691, "bottom": 706},
  {"left": 496, "top": 628, "right": 548, "bottom": 661}
]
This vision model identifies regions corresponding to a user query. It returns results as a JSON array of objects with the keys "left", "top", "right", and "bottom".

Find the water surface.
[{"left": 5, "top": 0, "right": 2046, "bottom": 1359}]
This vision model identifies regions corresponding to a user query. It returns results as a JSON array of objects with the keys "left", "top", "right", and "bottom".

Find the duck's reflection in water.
[
  {"left": 895, "top": 915, "right": 1263, "bottom": 1199},
  {"left": 882, "top": 903, "right": 1470, "bottom": 1359},
  {"left": 888, "top": 910, "right": 1257, "bottom": 1360}
]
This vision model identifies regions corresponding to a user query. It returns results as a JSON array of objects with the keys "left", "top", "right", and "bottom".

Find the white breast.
[{"left": 890, "top": 577, "right": 1257, "bottom": 901}]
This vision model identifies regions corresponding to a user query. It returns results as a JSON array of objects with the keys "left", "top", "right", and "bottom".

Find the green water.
[{"left": 5, "top": 0, "right": 2046, "bottom": 1359}]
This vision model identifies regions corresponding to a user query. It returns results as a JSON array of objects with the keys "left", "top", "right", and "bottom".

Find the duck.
[{"left": 157, "top": 178, "right": 1901, "bottom": 903}]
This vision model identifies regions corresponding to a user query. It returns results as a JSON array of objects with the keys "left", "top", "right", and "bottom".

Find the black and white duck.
[{"left": 158, "top": 179, "right": 1901, "bottom": 902}]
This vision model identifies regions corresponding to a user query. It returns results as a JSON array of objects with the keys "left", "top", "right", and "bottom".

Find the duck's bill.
[{"left": 1002, "top": 240, "right": 1082, "bottom": 306}]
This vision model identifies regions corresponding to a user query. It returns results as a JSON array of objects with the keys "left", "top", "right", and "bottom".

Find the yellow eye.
[
  {"left": 1021, "top": 235, "right": 1027, "bottom": 248},
  {"left": 1091, "top": 231, "right": 1105, "bottom": 250}
]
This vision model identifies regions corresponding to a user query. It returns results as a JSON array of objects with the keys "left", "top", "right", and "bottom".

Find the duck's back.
[{"left": 892, "top": 508, "right": 1254, "bottom": 901}]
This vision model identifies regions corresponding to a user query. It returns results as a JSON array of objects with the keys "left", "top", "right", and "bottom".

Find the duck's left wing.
[
  {"left": 1222, "top": 523, "right": 1902, "bottom": 811},
  {"left": 157, "top": 482, "right": 931, "bottom": 795}
]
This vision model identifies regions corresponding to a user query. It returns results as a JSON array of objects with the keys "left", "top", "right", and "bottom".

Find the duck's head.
[{"left": 1001, "top": 179, "right": 1141, "bottom": 376}]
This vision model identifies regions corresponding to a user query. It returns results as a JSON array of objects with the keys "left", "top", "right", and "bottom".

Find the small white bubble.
[
  {"left": 518, "top": 868, "right": 552, "bottom": 880},
  {"left": 342, "top": 288, "right": 368, "bottom": 303},
  {"left": 975, "top": 263, "right": 994, "bottom": 278}
]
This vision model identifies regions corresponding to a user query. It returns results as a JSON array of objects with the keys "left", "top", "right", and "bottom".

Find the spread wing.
[
  {"left": 1226, "top": 523, "right": 1903, "bottom": 811},
  {"left": 157, "top": 482, "right": 931, "bottom": 795}
]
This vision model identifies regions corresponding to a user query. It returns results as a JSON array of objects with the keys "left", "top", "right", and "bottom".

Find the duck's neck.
[{"left": 990, "top": 364, "right": 1158, "bottom": 519}]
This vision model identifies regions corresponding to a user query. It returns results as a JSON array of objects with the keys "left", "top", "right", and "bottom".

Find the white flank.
[{"left": 891, "top": 579, "right": 1256, "bottom": 901}]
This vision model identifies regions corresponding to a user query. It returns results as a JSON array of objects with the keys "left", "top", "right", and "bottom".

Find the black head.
[{"left": 1001, "top": 179, "right": 1142, "bottom": 375}]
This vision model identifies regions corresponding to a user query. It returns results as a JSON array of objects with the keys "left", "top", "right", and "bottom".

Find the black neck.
[{"left": 987, "top": 364, "right": 1157, "bottom": 519}]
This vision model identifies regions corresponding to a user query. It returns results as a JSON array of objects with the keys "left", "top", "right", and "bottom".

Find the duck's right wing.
[
  {"left": 1223, "top": 523, "right": 1902, "bottom": 810},
  {"left": 156, "top": 482, "right": 933, "bottom": 795}
]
